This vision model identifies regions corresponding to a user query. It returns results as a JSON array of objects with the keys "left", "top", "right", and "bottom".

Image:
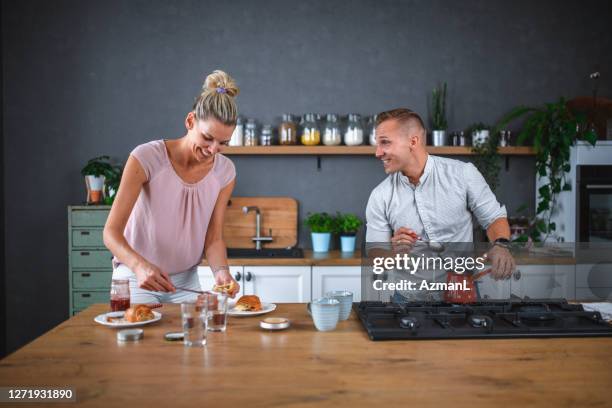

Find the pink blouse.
[{"left": 115, "top": 140, "right": 235, "bottom": 274}]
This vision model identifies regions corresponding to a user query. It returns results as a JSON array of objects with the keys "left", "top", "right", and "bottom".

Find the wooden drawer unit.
[
  {"left": 73, "top": 291, "right": 110, "bottom": 309},
  {"left": 72, "top": 270, "right": 113, "bottom": 289},
  {"left": 69, "top": 206, "right": 112, "bottom": 315},
  {"left": 72, "top": 228, "right": 104, "bottom": 247}
]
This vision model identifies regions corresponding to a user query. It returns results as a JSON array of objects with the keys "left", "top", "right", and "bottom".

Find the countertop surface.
[
  {"left": 200, "top": 249, "right": 576, "bottom": 266},
  {"left": 0, "top": 304, "right": 610, "bottom": 407}
]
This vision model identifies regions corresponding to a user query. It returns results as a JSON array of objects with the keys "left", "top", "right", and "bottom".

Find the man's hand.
[
  {"left": 391, "top": 227, "right": 419, "bottom": 244},
  {"left": 486, "top": 244, "right": 515, "bottom": 280}
]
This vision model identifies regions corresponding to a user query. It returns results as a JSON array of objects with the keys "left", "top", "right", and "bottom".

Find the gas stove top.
[{"left": 355, "top": 300, "right": 612, "bottom": 340}]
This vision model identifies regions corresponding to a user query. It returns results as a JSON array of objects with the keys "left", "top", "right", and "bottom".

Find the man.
[{"left": 366, "top": 108, "right": 515, "bottom": 289}]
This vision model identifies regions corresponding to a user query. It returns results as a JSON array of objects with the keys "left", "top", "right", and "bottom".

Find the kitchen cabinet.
[
  {"left": 478, "top": 264, "right": 576, "bottom": 300},
  {"left": 197, "top": 266, "right": 244, "bottom": 293},
  {"left": 312, "top": 266, "right": 362, "bottom": 301},
  {"left": 243, "top": 266, "right": 311, "bottom": 303},
  {"left": 68, "top": 206, "right": 112, "bottom": 315},
  {"left": 199, "top": 266, "right": 311, "bottom": 302}
]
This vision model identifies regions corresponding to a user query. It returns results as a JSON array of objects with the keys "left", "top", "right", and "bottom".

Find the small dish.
[
  {"left": 94, "top": 311, "right": 162, "bottom": 328},
  {"left": 260, "top": 317, "right": 290, "bottom": 330},
  {"left": 228, "top": 303, "right": 276, "bottom": 317}
]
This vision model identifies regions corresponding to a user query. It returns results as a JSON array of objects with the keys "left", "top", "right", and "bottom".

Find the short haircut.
[{"left": 376, "top": 108, "right": 427, "bottom": 137}]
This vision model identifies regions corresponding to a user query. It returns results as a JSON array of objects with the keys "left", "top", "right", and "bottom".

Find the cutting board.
[{"left": 223, "top": 197, "right": 298, "bottom": 249}]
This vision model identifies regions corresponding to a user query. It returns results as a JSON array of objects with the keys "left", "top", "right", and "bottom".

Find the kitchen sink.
[{"left": 226, "top": 247, "right": 304, "bottom": 258}]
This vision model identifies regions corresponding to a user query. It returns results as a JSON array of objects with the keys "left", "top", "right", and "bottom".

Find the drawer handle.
[
  {"left": 245, "top": 271, "right": 253, "bottom": 282},
  {"left": 80, "top": 231, "right": 90, "bottom": 236},
  {"left": 80, "top": 252, "right": 90, "bottom": 256},
  {"left": 81, "top": 293, "right": 91, "bottom": 298},
  {"left": 234, "top": 272, "right": 241, "bottom": 282},
  {"left": 513, "top": 269, "right": 522, "bottom": 281},
  {"left": 81, "top": 273, "right": 91, "bottom": 277}
]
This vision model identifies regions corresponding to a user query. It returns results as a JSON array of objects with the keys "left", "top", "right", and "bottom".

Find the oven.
[{"left": 577, "top": 165, "right": 612, "bottom": 242}]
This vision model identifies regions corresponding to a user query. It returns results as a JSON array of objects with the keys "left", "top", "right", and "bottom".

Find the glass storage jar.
[
  {"left": 260, "top": 125, "right": 273, "bottom": 146},
  {"left": 244, "top": 119, "right": 258, "bottom": 146},
  {"left": 368, "top": 114, "right": 377, "bottom": 146},
  {"left": 322, "top": 114, "right": 342, "bottom": 146},
  {"left": 300, "top": 113, "right": 320, "bottom": 146},
  {"left": 229, "top": 116, "right": 244, "bottom": 146},
  {"left": 344, "top": 114, "right": 364, "bottom": 146},
  {"left": 279, "top": 114, "right": 297, "bottom": 145}
]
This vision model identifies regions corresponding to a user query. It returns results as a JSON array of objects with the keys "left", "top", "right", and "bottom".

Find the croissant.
[
  {"left": 124, "top": 305, "right": 154, "bottom": 322},
  {"left": 212, "top": 280, "right": 237, "bottom": 294},
  {"left": 234, "top": 295, "right": 262, "bottom": 311}
]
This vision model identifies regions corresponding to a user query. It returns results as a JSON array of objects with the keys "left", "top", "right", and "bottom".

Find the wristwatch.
[{"left": 493, "top": 238, "right": 511, "bottom": 248}]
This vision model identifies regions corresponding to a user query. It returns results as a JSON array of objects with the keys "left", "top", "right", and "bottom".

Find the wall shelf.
[{"left": 221, "top": 146, "right": 535, "bottom": 156}]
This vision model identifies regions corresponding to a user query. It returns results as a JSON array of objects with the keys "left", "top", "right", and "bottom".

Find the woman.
[{"left": 104, "top": 70, "right": 240, "bottom": 303}]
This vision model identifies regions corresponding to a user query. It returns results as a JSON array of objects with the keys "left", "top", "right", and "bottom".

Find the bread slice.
[
  {"left": 234, "top": 295, "right": 262, "bottom": 311},
  {"left": 212, "top": 280, "right": 237, "bottom": 294}
]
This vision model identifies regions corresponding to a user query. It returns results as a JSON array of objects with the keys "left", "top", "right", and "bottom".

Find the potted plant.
[
  {"left": 103, "top": 163, "right": 123, "bottom": 205},
  {"left": 81, "top": 156, "right": 115, "bottom": 204},
  {"left": 334, "top": 212, "right": 363, "bottom": 253},
  {"left": 496, "top": 98, "right": 597, "bottom": 241},
  {"left": 468, "top": 122, "right": 501, "bottom": 193},
  {"left": 469, "top": 122, "right": 490, "bottom": 146},
  {"left": 430, "top": 82, "right": 448, "bottom": 146},
  {"left": 304, "top": 212, "right": 335, "bottom": 252}
]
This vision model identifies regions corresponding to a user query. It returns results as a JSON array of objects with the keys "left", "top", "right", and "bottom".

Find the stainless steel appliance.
[
  {"left": 355, "top": 300, "right": 612, "bottom": 340},
  {"left": 577, "top": 165, "right": 612, "bottom": 242}
]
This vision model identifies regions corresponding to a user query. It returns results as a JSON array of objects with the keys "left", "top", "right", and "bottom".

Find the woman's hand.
[
  {"left": 133, "top": 261, "right": 175, "bottom": 292},
  {"left": 214, "top": 269, "right": 240, "bottom": 298}
]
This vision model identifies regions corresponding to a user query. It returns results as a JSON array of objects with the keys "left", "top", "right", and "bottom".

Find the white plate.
[
  {"left": 228, "top": 303, "right": 276, "bottom": 317},
  {"left": 94, "top": 311, "right": 162, "bottom": 328}
]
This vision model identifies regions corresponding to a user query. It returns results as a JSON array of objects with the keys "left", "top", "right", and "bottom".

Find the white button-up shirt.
[{"left": 365, "top": 155, "right": 507, "bottom": 243}]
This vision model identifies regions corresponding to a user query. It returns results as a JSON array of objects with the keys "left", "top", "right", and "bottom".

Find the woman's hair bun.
[{"left": 203, "top": 70, "right": 240, "bottom": 97}]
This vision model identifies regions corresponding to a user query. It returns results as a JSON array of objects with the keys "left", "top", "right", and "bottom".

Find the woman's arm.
[
  {"left": 203, "top": 179, "right": 240, "bottom": 297},
  {"left": 103, "top": 155, "right": 175, "bottom": 292}
]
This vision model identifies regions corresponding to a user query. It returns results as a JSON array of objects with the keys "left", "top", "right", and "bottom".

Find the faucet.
[{"left": 242, "top": 206, "right": 273, "bottom": 250}]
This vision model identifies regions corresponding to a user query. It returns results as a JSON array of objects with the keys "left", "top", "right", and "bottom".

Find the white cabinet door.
[
  {"left": 197, "top": 266, "right": 244, "bottom": 294},
  {"left": 312, "top": 266, "right": 362, "bottom": 302},
  {"left": 511, "top": 265, "right": 576, "bottom": 300},
  {"left": 243, "top": 266, "right": 311, "bottom": 303}
]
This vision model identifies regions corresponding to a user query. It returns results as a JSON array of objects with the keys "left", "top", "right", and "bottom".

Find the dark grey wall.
[{"left": 3, "top": 0, "right": 611, "bottom": 354}]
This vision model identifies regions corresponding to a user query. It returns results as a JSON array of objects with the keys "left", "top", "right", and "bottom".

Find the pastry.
[
  {"left": 234, "top": 295, "right": 262, "bottom": 312},
  {"left": 212, "top": 280, "right": 237, "bottom": 294},
  {"left": 124, "top": 305, "right": 154, "bottom": 322}
]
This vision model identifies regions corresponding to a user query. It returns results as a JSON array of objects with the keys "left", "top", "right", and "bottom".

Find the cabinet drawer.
[
  {"left": 71, "top": 210, "right": 109, "bottom": 227},
  {"left": 71, "top": 250, "right": 113, "bottom": 268},
  {"left": 73, "top": 291, "right": 109, "bottom": 309},
  {"left": 72, "top": 229, "right": 104, "bottom": 247},
  {"left": 72, "top": 270, "right": 112, "bottom": 289}
]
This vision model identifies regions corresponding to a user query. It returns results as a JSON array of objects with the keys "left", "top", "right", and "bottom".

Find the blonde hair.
[{"left": 193, "top": 70, "right": 240, "bottom": 125}]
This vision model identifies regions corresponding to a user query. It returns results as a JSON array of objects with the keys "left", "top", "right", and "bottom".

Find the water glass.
[
  {"left": 205, "top": 291, "right": 229, "bottom": 332},
  {"left": 181, "top": 301, "right": 207, "bottom": 347},
  {"left": 308, "top": 298, "right": 340, "bottom": 331}
]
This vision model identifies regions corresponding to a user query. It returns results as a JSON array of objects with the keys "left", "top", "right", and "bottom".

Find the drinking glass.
[
  {"left": 181, "top": 301, "right": 207, "bottom": 347},
  {"left": 205, "top": 291, "right": 229, "bottom": 332}
]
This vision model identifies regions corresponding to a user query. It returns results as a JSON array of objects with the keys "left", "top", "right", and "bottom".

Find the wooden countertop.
[
  {"left": 200, "top": 250, "right": 576, "bottom": 267},
  {"left": 1, "top": 304, "right": 610, "bottom": 407}
]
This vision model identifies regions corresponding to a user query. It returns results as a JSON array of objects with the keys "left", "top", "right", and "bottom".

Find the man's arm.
[{"left": 486, "top": 217, "right": 511, "bottom": 242}]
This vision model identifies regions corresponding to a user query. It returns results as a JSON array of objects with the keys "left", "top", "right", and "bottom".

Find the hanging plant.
[
  {"left": 469, "top": 123, "right": 501, "bottom": 192},
  {"left": 496, "top": 98, "right": 597, "bottom": 241}
]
